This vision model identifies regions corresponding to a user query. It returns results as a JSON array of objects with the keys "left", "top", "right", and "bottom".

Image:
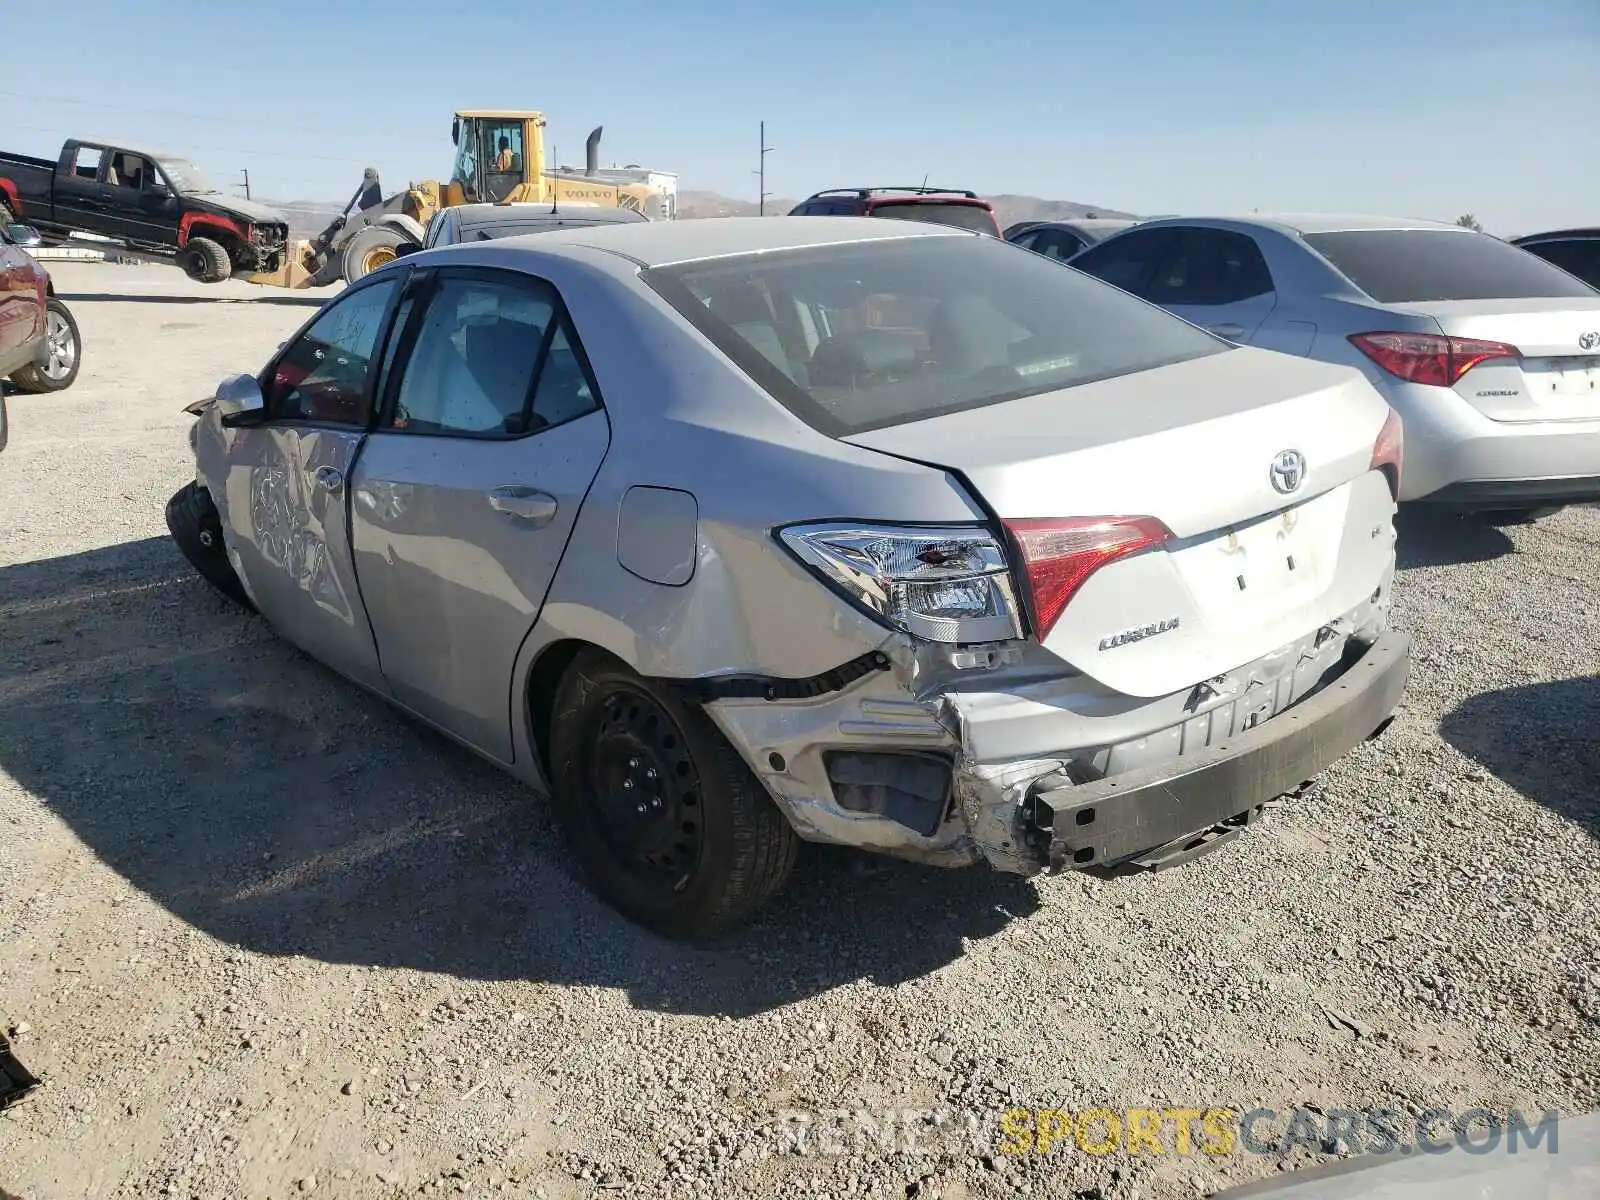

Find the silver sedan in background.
[
  {"left": 1068, "top": 215, "right": 1600, "bottom": 520},
  {"left": 167, "top": 217, "right": 1408, "bottom": 936}
]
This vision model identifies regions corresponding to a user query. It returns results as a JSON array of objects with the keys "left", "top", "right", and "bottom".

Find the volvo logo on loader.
[
  {"left": 1579, "top": 331, "right": 1599, "bottom": 351},
  {"left": 1269, "top": 449, "right": 1306, "bottom": 495}
]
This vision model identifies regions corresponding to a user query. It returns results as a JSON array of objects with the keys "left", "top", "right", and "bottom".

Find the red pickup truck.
[{"left": 1, "top": 222, "right": 82, "bottom": 394}]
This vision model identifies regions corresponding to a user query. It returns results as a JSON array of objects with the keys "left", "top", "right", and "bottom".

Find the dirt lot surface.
[{"left": 2, "top": 263, "right": 1597, "bottom": 1200}]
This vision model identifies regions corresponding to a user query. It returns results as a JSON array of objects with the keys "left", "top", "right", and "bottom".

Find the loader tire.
[
  {"left": 165, "top": 482, "right": 254, "bottom": 609},
  {"left": 181, "top": 236, "right": 232, "bottom": 284},
  {"left": 342, "top": 226, "right": 407, "bottom": 285}
]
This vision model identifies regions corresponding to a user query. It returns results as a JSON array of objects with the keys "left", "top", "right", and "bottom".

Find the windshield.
[
  {"left": 155, "top": 157, "right": 216, "bottom": 194},
  {"left": 870, "top": 201, "right": 999, "bottom": 236},
  {"left": 1305, "top": 229, "right": 1599, "bottom": 303},
  {"left": 643, "top": 234, "right": 1227, "bottom": 437}
]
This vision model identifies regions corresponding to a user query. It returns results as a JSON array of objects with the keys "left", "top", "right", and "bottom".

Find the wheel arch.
[{"left": 514, "top": 630, "right": 642, "bottom": 790}]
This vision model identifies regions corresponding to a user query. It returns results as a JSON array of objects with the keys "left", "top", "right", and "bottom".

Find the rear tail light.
[
  {"left": 1002, "top": 516, "right": 1174, "bottom": 642},
  {"left": 1348, "top": 331, "right": 1519, "bottom": 388},
  {"left": 779, "top": 523, "right": 1023, "bottom": 644},
  {"left": 1369, "top": 407, "right": 1404, "bottom": 500}
]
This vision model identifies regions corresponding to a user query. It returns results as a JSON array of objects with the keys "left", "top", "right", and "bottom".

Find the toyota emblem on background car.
[
  {"left": 1579, "top": 331, "right": 1600, "bottom": 351},
  {"left": 1269, "top": 449, "right": 1307, "bottom": 494}
]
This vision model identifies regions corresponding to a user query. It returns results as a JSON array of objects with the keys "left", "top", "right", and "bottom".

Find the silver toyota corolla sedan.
[
  {"left": 167, "top": 216, "right": 1410, "bottom": 936},
  {"left": 1068, "top": 215, "right": 1600, "bottom": 520}
]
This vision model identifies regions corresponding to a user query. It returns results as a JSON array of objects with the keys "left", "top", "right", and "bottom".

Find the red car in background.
[{"left": 1, "top": 221, "right": 82, "bottom": 395}]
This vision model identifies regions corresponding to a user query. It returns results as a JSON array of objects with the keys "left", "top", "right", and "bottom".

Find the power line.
[{"left": 0, "top": 87, "right": 363, "bottom": 139}]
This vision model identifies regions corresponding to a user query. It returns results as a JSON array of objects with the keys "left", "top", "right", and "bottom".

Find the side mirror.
[
  {"left": 393, "top": 242, "right": 419, "bottom": 258},
  {"left": 215, "top": 373, "right": 265, "bottom": 423},
  {"left": 7, "top": 224, "right": 42, "bottom": 248}
]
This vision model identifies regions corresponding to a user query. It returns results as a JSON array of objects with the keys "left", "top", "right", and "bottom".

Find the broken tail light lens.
[
  {"left": 1370, "top": 407, "right": 1404, "bottom": 500},
  {"left": 1348, "top": 332, "right": 1519, "bottom": 388},
  {"left": 778, "top": 523, "right": 1023, "bottom": 644},
  {"left": 1002, "top": 516, "right": 1174, "bottom": 642}
]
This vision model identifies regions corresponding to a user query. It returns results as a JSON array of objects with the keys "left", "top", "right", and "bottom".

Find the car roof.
[
  {"left": 1512, "top": 227, "right": 1600, "bottom": 242},
  {"left": 490, "top": 214, "right": 967, "bottom": 267},
  {"left": 1136, "top": 213, "right": 1466, "bottom": 236}
]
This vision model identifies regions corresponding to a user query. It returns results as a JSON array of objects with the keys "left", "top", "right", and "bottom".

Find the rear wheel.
[
  {"left": 180, "top": 236, "right": 232, "bottom": 284},
  {"left": 165, "top": 482, "right": 254, "bottom": 609},
  {"left": 341, "top": 226, "right": 406, "bottom": 285},
  {"left": 547, "top": 650, "right": 798, "bottom": 938},
  {"left": 8, "top": 298, "right": 81, "bottom": 393}
]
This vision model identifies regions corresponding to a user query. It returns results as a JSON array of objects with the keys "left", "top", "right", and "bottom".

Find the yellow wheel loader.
[{"left": 248, "top": 111, "right": 673, "bottom": 289}]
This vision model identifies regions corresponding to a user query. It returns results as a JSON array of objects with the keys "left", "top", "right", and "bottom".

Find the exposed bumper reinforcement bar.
[{"left": 1027, "top": 630, "right": 1411, "bottom": 871}]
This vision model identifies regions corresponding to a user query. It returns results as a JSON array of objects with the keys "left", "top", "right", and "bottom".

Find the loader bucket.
[{"left": 245, "top": 240, "right": 323, "bottom": 289}]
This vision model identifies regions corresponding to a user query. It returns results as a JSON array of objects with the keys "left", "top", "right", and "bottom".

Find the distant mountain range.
[{"left": 262, "top": 190, "right": 1137, "bottom": 238}]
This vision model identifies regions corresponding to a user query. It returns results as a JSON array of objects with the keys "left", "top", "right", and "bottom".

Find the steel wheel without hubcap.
[
  {"left": 583, "top": 687, "right": 704, "bottom": 891},
  {"left": 362, "top": 247, "right": 396, "bottom": 274},
  {"left": 40, "top": 308, "right": 77, "bottom": 382}
]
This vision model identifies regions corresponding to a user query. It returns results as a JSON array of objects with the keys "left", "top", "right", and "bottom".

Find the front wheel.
[
  {"left": 341, "top": 226, "right": 407, "bottom": 285},
  {"left": 548, "top": 650, "right": 798, "bottom": 938},
  {"left": 8, "top": 298, "right": 81, "bottom": 393},
  {"left": 180, "top": 236, "right": 232, "bottom": 283},
  {"left": 165, "top": 482, "right": 254, "bottom": 609}
]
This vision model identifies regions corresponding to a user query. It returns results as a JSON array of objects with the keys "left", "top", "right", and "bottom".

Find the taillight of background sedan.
[{"left": 167, "top": 217, "right": 1409, "bottom": 937}]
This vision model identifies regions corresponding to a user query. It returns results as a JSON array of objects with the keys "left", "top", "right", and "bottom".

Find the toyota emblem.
[
  {"left": 1580, "top": 331, "right": 1600, "bottom": 352},
  {"left": 1270, "top": 449, "right": 1307, "bottom": 494}
]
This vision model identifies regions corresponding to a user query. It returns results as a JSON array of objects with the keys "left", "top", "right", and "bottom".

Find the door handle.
[
  {"left": 1208, "top": 323, "right": 1247, "bottom": 340},
  {"left": 487, "top": 485, "right": 557, "bottom": 526},
  {"left": 313, "top": 465, "right": 344, "bottom": 492}
]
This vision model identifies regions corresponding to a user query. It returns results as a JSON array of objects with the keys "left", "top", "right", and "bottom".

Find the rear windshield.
[
  {"left": 466, "top": 219, "right": 624, "bottom": 241},
  {"left": 1304, "top": 229, "right": 1598, "bottom": 303},
  {"left": 869, "top": 201, "right": 999, "bottom": 236},
  {"left": 642, "top": 235, "right": 1228, "bottom": 437}
]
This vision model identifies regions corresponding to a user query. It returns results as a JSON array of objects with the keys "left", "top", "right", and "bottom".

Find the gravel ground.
[{"left": 2, "top": 263, "right": 1597, "bottom": 1200}]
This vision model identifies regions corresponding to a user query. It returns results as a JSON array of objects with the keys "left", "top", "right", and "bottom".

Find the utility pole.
[
  {"left": 757, "top": 121, "right": 773, "bottom": 215},
  {"left": 239, "top": 169, "right": 251, "bottom": 200}
]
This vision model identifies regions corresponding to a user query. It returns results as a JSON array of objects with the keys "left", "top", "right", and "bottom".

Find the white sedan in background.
[{"left": 1069, "top": 215, "right": 1600, "bottom": 521}]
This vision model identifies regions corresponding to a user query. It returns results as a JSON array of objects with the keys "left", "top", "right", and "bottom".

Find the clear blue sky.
[{"left": 6, "top": 0, "right": 1597, "bottom": 234}]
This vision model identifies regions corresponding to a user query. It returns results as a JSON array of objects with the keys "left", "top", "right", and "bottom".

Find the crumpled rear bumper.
[
  {"left": 998, "top": 630, "right": 1411, "bottom": 872},
  {"left": 703, "top": 614, "right": 1409, "bottom": 877}
]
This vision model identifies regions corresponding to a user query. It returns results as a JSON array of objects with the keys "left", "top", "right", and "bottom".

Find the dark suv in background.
[
  {"left": 1511, "top": 228, "right": 1600, "bottom": 290},
  {"left": 789, "top": 187, "right": 1001, "bottom": 236}
]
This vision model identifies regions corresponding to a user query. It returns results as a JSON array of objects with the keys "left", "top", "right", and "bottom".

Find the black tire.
[
  {"left": 547, "top": 650, "right": 798, "bottom": 938},
  {"left": 8, "top": 298, "right": 81, "bottom": 393},
  {"left": 341, "top": 225, "right": 407, "bottom": 285},
  {"left": 180, "top": 236, "right": 232, "bottom": 284},
  {"left": 165, "top": 482, "right": 254, "bottom": 609}
]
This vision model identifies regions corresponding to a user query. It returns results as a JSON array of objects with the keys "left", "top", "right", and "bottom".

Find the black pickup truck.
[{"left": 0, "top": 139, "right": 291, "bottom": 283}]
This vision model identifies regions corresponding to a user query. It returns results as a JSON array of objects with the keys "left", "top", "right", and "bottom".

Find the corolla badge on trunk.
[
  {"left": 1579, "top": 331, "right": 1599, "bottom": 351},
  {"left": 1098, "top": 616, "right": 1180, "bottom": 651},
  {"left": 1269, "top": 449, "right": 1306, "bottom": 494}
]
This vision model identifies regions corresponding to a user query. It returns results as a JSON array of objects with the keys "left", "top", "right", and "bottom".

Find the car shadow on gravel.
[
  {"left": 56, "top": 292, "right": 326, "bottom": 307},
  {"left": 0, "top": 537, "right": 1037, "bottom": 1017},
  {"left": 1394, "top": 507, "right": 1514, "bottom": 568},
  {"left": 1440, "top": 675, "right": 1600, "bottom": 839}
]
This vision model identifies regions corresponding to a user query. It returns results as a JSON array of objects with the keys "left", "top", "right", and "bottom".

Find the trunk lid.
[
  {"left": 845, "top": 348, "right": 1397, "bottom": 697},
  {"left": 1413, "top": 298, "right": 1600, "bottom": 422}
]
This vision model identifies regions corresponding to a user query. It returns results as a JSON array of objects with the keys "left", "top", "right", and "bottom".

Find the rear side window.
[
  {"left": 869, "top": 202, "right": 998, "bottom": 235},
  {"left": 1304, "top": 229, "right": 1598, "bottom": 302},
  {"left": 643, "top": 234, "right": 1227, "bottom": 437},
  {"left": 1070, "top": 227, "right": 1176, "bottom": 297},
  {"left": 1519, "top": 238, "right": 1600, "bottom": 290},
  {"left": 1144, "top": 228, "right": 1274, "bottom": 305}
]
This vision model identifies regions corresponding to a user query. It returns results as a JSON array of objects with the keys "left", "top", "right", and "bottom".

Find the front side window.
[
  {"left": 644, "top": 234, "right": 1227, "bottom": 437},
  {"left": 266, "top": 278, "right": 399, "bottom": 425},
  {"left": 107, "top": 153, "right": 154, "bottom": 191},
  {"left": 387, "top": 272, "right": 600, "bottom": 437},
  {"left": 1305, "top": 229, "right": 1599, "bottom": 302}
]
